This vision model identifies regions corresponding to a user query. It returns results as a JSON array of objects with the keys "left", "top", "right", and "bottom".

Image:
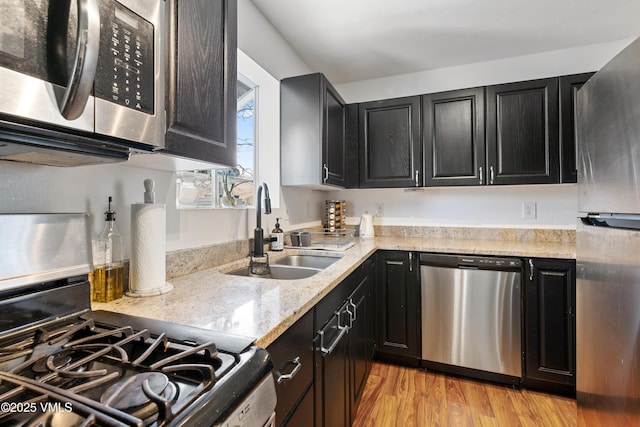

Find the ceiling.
[{"left": 250, "top": 0, "right": 640, "bottom": 84}]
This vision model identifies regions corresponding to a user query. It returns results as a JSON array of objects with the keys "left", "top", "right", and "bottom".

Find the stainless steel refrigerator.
[{"left": 577, "top": 37, "right": 640, "bottom": 426}]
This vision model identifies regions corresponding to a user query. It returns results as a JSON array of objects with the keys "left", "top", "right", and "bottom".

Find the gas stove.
[{"left": 0, "top": 214, "right": 276, "bottom": 427}]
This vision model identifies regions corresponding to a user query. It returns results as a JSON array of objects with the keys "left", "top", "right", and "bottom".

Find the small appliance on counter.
[
  {"left": 0, "top": 213, "right": 277, "bottom": 426},
  {"left": 359, "top": 212, "right": 375, "bottom": 238}
]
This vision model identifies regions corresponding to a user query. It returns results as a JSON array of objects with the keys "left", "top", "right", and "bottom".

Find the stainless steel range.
[{"left": 0, "top": 214, "right": 276, "bottom": 426}]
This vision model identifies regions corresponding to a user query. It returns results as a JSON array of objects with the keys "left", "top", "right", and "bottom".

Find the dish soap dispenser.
[
  {"left": 271, "top": 218, "right": 284, "bottom": 251},
  {"left": 92, "top": 196, "right": 124, "bottom": 302}
]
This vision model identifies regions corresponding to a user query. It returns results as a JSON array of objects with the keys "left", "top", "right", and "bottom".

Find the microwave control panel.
[{"left": 95, "top": 1, "right": 154, "bottom": 114}]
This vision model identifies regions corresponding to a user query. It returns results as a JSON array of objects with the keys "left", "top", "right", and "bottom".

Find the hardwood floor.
[{"left": 353, "top": 362, "right": 576, "bottom": 427}]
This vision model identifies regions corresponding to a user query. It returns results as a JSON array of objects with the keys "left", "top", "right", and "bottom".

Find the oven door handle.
[{"left": 58, "top": 0, "right": 100, "bottom": 120}]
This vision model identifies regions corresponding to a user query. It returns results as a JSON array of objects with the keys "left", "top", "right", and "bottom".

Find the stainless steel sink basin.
[
  {"left": 227, "top": 254, "right": 341, "bottom": 280},
  {"left": 228, "top": 264, "right": 321, "bottom": 280},
  {"left": 273, "top": 255, "right": 340, "bottom": 269}
]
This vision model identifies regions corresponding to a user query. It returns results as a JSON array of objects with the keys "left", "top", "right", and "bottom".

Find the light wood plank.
[{"left": 352, "top": 362, "right": 577, "bottom": 427}]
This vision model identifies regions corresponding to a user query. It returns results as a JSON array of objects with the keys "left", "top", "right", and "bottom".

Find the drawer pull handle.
[
  {"left": 276, "top": 356, "right": 302, "bottom": 384},
  {"left": 319, "top": 324, "right": 348, "bottom": 355}
]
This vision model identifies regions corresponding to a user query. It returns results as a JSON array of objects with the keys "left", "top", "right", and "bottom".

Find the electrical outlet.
[
  {"left": 522, "top": 201, "right": 537, "bottom": 219},
  {"left": 375, "top": 203, "right": 384, "bottom": 217}
]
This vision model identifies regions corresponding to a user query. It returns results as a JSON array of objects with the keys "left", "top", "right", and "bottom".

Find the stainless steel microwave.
[{"left": 0, "top": 0, "right": 164, "bottom": 166}]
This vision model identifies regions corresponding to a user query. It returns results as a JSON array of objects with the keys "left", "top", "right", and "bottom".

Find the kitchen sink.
[
  {"left": 227, "top": 264, "right": 322, "bottom": 280},
  {"left": 273, "top": 254, "right": 340, "bottom": 269},
  {"left": 227, "top": 254, "right": 341, "bottom": 280}
]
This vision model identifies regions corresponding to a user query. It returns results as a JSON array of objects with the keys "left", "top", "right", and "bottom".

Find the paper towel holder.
[{"left": 127, "top": 179, "right": 174, "bottom": 297}]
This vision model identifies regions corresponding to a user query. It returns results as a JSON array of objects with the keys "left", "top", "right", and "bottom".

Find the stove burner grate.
[{"left": 0, "top": 320, "right": 233, "bottom": 427}]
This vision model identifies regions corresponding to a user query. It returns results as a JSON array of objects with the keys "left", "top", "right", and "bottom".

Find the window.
[
  {"left": 216, "top": 74, "right": 257, "bottom": 207},
  {"left": 176, "top": 75, "right": 257, "bottom": 209},
  {"left": 175, "top": 50, "right": 279, "bottom": 210}
]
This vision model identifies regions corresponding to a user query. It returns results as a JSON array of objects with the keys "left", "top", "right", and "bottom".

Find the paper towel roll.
[{"left": 127, "top": 203, "right": 173, "bottom": 297}]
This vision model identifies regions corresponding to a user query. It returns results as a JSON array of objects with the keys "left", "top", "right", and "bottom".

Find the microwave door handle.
[{"left": 58, "top": 0, "right": 100, "bottom": 120}]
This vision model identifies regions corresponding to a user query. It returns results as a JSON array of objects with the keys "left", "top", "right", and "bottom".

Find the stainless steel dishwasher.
[{"left": 420, "top": 253, "right": 522, "bottom": 383}]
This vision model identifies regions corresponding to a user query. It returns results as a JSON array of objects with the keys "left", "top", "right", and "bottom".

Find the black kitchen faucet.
[{"left": 250, "top": 182, "right": 275, "bottom": 274}]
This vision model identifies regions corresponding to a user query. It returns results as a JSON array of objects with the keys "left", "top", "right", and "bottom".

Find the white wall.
[
  {"left": 336, "top": 39, "right": 634, "bottom": 103},
  {"left": 328, "top": 185, "right": 577, "bottom": 229},
  {"left": 328, "top": 39, "right": 634, "bottom": 229},
  {"left": 237, "top": 0, "right": 312, "bottom": 80}
]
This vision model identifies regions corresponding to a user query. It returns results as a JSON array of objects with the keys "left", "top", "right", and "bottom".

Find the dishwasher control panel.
[
  {"left": 459, "top": 257, "right": 521, "bottom": 268},
  {"left": 420, "top": 253, "right": 522, "bottom": 270}
]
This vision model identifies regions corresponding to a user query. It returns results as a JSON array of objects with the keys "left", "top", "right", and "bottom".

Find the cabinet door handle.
[
  {"left": 275, "top": 356, "right": 302, "bottom": 384},
  {"left": 409, "top": 252, "right": 413, "bottom": 272},
  {"left": 318, "top": 324, "right": 348, "bottom": 355},
  {"left": 490, "top": 166, "right": 495, "bottom": 185},
  {"left": 415, "top": 169, "right": 420, "bottom": 187},
  {"left": 323, "top": 164, "right": 329, "bottom": 183},
  {"left": 479, "top": 166, "right": 483, "bottom": 185},
  {"left": 348, "top": 300, "right": 357, "bottom": 324},
  {"left": 529, "top": 259, "right": 535, "bottom": 281}
]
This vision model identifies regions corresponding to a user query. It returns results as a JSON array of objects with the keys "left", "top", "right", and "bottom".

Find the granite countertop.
[{"left": 92, "top": 235, "right": 575, "bottom": 349}]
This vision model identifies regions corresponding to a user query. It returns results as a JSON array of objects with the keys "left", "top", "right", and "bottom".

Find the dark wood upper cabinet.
[
  {"left": 164, "top": 0, "right": 237, "bottom": 166},
  {"left": 324, "top": 83, "right": 349, "bottom": 186},
  {"left": 559, "top": 72, "right": 595, "bottom": 183},
  {"left": 359, "top": 97, "right": 422, "bottom": 188},
  {"left": 423, "top": 87, "right": 486, "bottom": 186},
  {"left": 486, "top": 78, "right": 560, "bottom": 185},
  {"left": 281, "top": 73, "right": 355, "bottom": 188}
]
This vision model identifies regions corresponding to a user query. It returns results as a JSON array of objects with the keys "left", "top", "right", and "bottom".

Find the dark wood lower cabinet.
[
  {"left": 375, "top": 251, "right": 420, "bottom": 365},
  {"left": 284, "top": 385, "right": 314, "bottom": 427},
  {"left": 268, "top": 309, "right": 314, "bottom": 426},
  {"left": 271, "top": 251, "right": 577, "bottom": 427},
  {"left": 314, "top": 258, "right": 374, "bottom": 427},
  {"left": 348, "top": 263, "right": 374, "bottom": 424},
  {"left": 524, "top": 258, "right": 576, "bottom": 395},
  {"left": 315, "top": 328, "right": 349, "bottom": 427}
]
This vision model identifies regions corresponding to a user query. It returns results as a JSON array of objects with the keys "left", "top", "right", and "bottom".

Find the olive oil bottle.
[{"left": 92, "top": 196, "right": 124, "bottom": 302}]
